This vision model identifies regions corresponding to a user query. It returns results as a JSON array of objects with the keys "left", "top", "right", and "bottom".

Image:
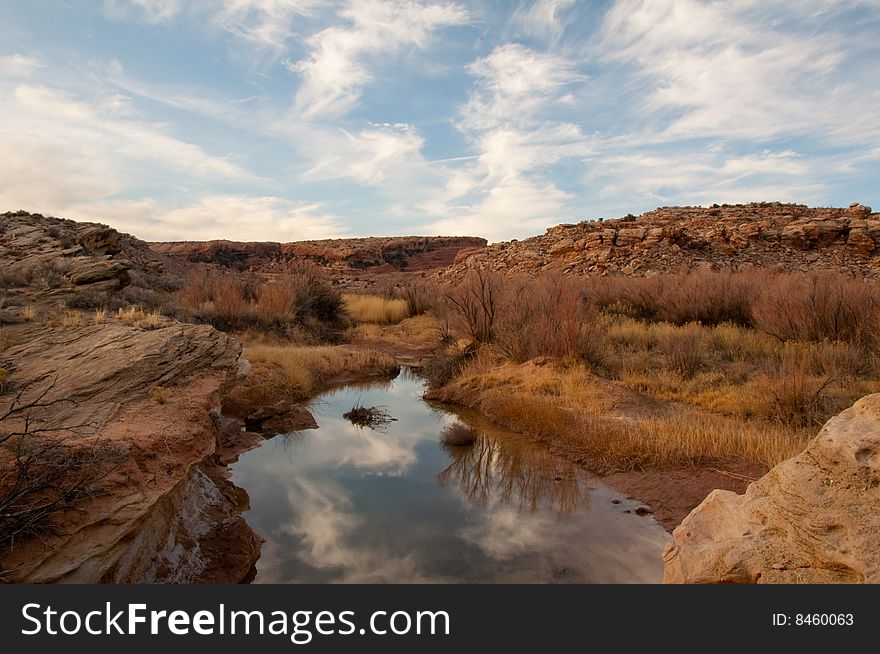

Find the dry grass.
[
  {"left": 244, "top": 344, "right": 397, "bottom": 398},
  {"left": 343, "top": 294, "right": 409, "bottom": 324},
  {"left": 350, "top": 314, "right": 441, "bottom": 350},
  {"left": 116, "top": 307, "right": 147, "bottom": 325},
  {"left": 18, "top": 306, "right": 35, "bottom": 322},
  {"left": 60, "top": 311, "right": 81, "bottom": 327},
  {"left": 428, "top": 359, "right": 808, "bottom": 472},
  {"left": 93, "top": 308, "right": 107, "bottom": 325}
]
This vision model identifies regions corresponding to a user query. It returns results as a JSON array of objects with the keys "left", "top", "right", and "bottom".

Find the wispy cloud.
[
  {"left": 291, "top": 0, "right": 468, "bottom": 119},
  {"left": 509, "top": 0, "right": 575, "bottom": 44}
]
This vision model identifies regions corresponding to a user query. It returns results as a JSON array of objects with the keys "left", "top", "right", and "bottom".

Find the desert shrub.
[
  {"left": 442, "top": 268, "right": 501, "bottom": 344},
  {"left": 127, "top": 269, "right": 183, "bottom": 293},
  {"left": 66, "top": 287, "right": 113, "bottom": 310},
  {"left": 284, "top": 263, "right": 344, "bottom": 324},
  {"left": 255, "top": 280, "right": 298, "bottom": 325},
  {"left": 760, "top": 349, "right": 836, "bottom": 427},
  {"left": 752, "top": 272, "right": 880, "bottom": 345},
  {"left": 602, "top": 270, "right": 755, "bottom": 326},
  {"left": 401, "top": 282, "right": 434, "bottom": 316},
  {"left": 0, "top": 382, "right": 127, "bottom": 550},
  {"left": 149, "top": 386, "right": 169, "bottom": 405},
  {"left": 177, "top": 270, "right": 214, "bottom": 310},
  {"left": 210, "top": 276, "right": 248, "bottom": 327},
  {"left": 493, "top": 274, "right": 590, "bottom": 362}
]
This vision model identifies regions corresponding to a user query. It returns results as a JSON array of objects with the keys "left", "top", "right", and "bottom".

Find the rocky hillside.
[
  {"left": 664, "top": 393, "right": 880, "bottom": 583},
  {"left": 437, "top": 202, "right": 879, "bottom": 281},
  {"left": 151, "top": 235, "right": 487, "bottom": 275}
]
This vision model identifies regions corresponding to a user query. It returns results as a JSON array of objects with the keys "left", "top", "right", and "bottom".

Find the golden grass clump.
[
  {"left": 117, "top": 307, "right": 147, "bottom": 325},
  {"left": 343, "top": 294, "right": 409, "bottom": 324},
  {"left": 18, "top": 306, "right": 36, "bottom": 322},
  {"left": 60, "top": 310, "right": 82, "bottom": 327}
]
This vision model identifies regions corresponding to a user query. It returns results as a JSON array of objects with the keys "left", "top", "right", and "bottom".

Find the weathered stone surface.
[
  {"left": 66, "top": 258, "right": 129, "bottom": 286},
  {"left": 0, "top": 322, "right": 254, "bottom": 583},
  {"left": 434, "top": 202, "right": 880, "bottom": 282},
  {"left": 663, "top": 394, "right": 880, "bottom": 583}
]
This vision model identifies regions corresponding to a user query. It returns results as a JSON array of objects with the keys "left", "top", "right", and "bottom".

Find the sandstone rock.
[
  {"left": 548, "top": 238, "right": 576, "bottom": 255},
  {"left": 0, "top": 322, "right": 254, "bottom": 583},
  {"left": 66, "top": 258, "right": 130, "bottom": 286},
  {"left": 663, "top": 394, "right": 880, "bottom": 583},
  {"left": 78, "top": 225, "right": 121, "bottom": 255},
  {"left": 433, "top": 203, "right": 880, "bottom": 283}
]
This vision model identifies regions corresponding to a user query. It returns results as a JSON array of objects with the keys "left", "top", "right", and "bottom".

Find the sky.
[{"left": 1, "top": 1, "right": 878, "bottom": 243}]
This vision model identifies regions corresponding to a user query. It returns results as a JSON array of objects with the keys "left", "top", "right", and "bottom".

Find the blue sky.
[{"left": 1, "top": 0, "right": 878, "bottom": 242}]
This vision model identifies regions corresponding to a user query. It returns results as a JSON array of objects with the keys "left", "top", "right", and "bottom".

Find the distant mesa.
[{"left": 149, "top": 235, "right": 489, "bottom": 275}]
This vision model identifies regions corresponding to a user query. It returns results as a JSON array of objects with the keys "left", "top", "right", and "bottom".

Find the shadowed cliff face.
[
  {"left": 436, "top": 202, "right": 880, "bottom": 281},
  {"left": 150, "top": 236, "right": 488, "bottom": 274}
]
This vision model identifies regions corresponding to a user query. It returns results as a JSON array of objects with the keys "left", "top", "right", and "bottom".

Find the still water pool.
[{"left": 230, "top": 369, "right": 669, "bottom": 583}]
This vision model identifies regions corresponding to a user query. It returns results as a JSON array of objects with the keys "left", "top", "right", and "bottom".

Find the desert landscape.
[
  {"left": 1, "top": 202, "right": 878, "bottom": 583},
  {"left": 1, "top": 1, "right": 878, "bottom": 589}
]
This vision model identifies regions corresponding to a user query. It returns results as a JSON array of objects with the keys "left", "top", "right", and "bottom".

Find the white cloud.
[
  {"left": 0, "top": 54, "right": 43, "bottom": 78},
  {"left": 510, "top": 0, "right": 575, "bottom": 43},
  {"left": 106, "top": 195, "right": 346, "bottom": 242},
  {"left": 461, "top": 42, "right": 583, "bottom": 131},
  {"left": 301, "top": 122, "right": 425, "bottom": 185},
  {"left": 292, "top": 0, "right": 469, "bottom": 119}
]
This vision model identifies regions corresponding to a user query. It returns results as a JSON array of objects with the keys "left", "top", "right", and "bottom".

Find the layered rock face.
[
  {"left": 0, "top": 211, "right": 259, "bottom": 583},
  {"left": 0, "top": 210, "right": 167, "bottom": 295},
  {"left": 0, "top": 321, "right": 260, "bottom": 583},
  {"left": 663, "top": 394, "right": 880, "bottom": 583},
  {"left": 151, "top": 235, "right": 488, "bottom": 274},
  {"left": 438, "top": 202, "right": 879, "bottom": 280}
]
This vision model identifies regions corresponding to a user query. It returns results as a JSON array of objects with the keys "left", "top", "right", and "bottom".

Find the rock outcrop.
[
  {"left": 151, "top": 235, "right": 488, "bottom": 274},
  {"left": 0, "top": 211, "right": 260, "bottom": 583},
  {"left": 0, "top": 320, "right": 260, "bottom": 583},
  {"left": 436, "top": 202, "right": 880, "bottom": 281},
  {"left": 663, "top": 394, "right": 880, "bottom": 583}
]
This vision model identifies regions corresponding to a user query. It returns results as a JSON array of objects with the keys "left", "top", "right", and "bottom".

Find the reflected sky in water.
[{"left": 230, "top": 370, "right": 669, "bottom": 583}]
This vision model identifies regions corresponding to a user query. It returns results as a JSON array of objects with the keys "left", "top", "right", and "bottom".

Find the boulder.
[
  {"left": 66, "top": 258, "right": 130, "bottom": 286},
  {"left": 663, "top": 394, "right": 880, "bottom": 583}
]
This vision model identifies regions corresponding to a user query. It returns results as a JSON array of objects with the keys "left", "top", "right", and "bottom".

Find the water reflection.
[
  {"left": 230, "top": 370, "right": 669, "bottom": 583},
  {"left": 437, "top": 433, "right": 589, "bottom": 516}
]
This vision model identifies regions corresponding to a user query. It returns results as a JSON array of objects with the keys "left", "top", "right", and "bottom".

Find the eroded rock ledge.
[
  {"left": 0, "top": 322, "right": 259, "bottom": 583},
  {"left": 663, "top": 394, "right": 880, "bottom": 583}
]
